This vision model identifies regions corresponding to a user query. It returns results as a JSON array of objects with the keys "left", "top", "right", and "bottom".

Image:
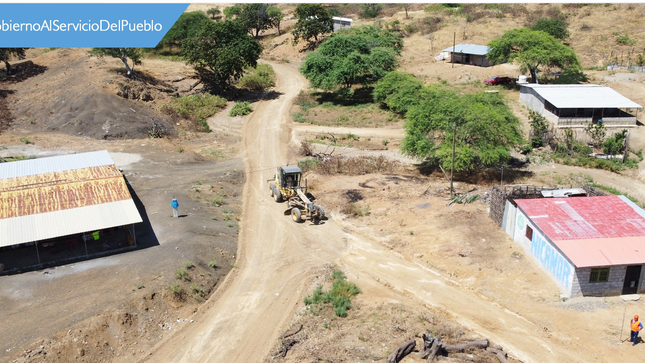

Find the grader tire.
[
  {"left": 291, "top": 208, "right": 302, "bottom": 223},
  {"left": 274, "top": 189, "right": 283, "bottom": 203}
]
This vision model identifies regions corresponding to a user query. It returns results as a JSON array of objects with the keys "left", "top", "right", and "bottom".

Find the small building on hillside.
[
  {"left": 0, "top": 150, "right": 143, "bottom": 274},
  {"left": 442, "top": 44, "right": 491, "bottom": 67},
  {"left": 502, "top": 194, "right": 645, "bottom": 297},
  {"left": 519, "top": 84, "right": 642, "bottom": 128},
  {"left": 332, "top": 16, "right": 352, "bottom": 32}
]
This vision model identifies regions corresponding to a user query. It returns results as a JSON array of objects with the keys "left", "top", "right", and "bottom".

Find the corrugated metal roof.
[
  {"left": 0, "top": 200, "right": 142, "bottom": 248},
  {"left": 332, "top": 16, "right": 353, "bottom": 22},
  {"left": 553, "top": 236, "right": 645, "bottom": 268},
  {"left": 516, "top": 196, "right": 645, "bottom": 241},
  {"left": 442, "top": 44, "right": 490, "bottom": 56},
  {"left": 520, "top": 84, "right": 642, "bottom": 109},
  {"left": 0, "top": 151, "right": 142, "bottom": 247},
  {"left": 0, "top": 150, "right": 115, "bottom": 179},
  {"left": 282, "top": 165, "right": 302, "bottom": 174}
]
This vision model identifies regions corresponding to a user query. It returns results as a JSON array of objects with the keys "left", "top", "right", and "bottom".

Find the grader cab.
[{"left": 268, "top": 166, "right": 325, "bottom": 223}]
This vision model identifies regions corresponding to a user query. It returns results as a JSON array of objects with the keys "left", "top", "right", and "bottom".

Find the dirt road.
[{"left": 140, "top": 63, "right": 632, "bottom": 363}]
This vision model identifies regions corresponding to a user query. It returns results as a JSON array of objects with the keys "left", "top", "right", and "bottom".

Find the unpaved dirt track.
[
  {"left": 139, "top": 63, "right": 347, "bottom": 363},
  {"left": 141, "top": 64, "right": 602, "bottom": 363}
]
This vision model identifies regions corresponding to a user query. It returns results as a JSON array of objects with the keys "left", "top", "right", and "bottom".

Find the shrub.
[
  {"left": 603, "top": 129, "right": 627, "bottom": 155},
  {"left": 183, "top": 261, "right": 195, "bottom": 269},
  {"left": 170, "top": 283, "right": 184, "bottom": 298},
  {"left": 616, "top": 34, "right": 635, "bottom": 46},
  {"left": 161, "top": 94, "right": 225, "bottom": 132},
  {"left": 229, "top": 101, "right": 253, "bottom": 116},
  {"left": 298, "top": 157, "right": 321, "bottom": 172},
  {"left": 208, "top": 260, "right": 218, "bottom": 269},
  {"left": 237, "top": 63, "right": 276, "bottom": 91},
  {"left": 304, "top": 269, "right": 361, "bottom": 317},
  {"left": 175, "top": 268, "right": 191, "bottom": 281}
]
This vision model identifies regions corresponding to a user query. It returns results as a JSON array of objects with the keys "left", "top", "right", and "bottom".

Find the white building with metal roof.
[
  {"left": 442, "top": 44, "right": 491, "bottom": 67},
  {"left": 0, "top": 150, "right": 143, "bottom": 273},
  {"left": 519, "top": 84, "right": 642, "bottom": 128}
]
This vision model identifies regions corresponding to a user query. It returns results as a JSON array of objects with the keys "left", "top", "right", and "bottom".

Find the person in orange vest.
[{"left": 631, "top": 315, "right": 643, "bottom": 346}]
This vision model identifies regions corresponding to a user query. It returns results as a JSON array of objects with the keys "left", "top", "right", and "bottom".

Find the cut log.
[
  {"left": 443, "top": 340, "right": 489, "bottom": 353},
  {"left": 386, "top": 339, "right": 416, "bottom": 363},
  {"left": 419, "top": 334, "right": 443, "bottom": 362},
  {"left": 486, "top": 347, "right": 508, "bottom": 363}
]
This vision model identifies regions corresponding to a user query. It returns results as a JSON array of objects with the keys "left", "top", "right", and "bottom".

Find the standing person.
[
  {"left": 171, "top": 198, "right": 179, "bottom": 218},
  {"left": 631, "top": 315, "right": 643, "bottom": 346}
]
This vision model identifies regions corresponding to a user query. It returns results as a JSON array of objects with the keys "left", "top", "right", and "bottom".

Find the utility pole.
[
  {"left": 450, "top": 122, "right": 456, "bottom": 197},
  {"left": 500, "top": 165, "right": 504, "bottom": 186},
  {"left": 452, "top": 32, "right": 456, "bottom": 69}
]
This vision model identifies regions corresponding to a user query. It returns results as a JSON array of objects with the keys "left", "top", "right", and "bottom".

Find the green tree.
[
  {"left": 158, "top": 11, "right": 211, "bottom": 49},
  {"left": 238, "top": 3, "right": 273, "bottom": 38},
  {"left": 361, "top": 4, "right": 382, "bottom": 19},
  {"left": 399, "top": 4, "right": 412, "bottom": 19},
  {"left": 0, "top": 48, "right": 27, "bottom": 75},
  {"left": 223, "top": 5, "right": 241, "bottom": 19},
  {"left": 300, "top": 26, "right": 402, "bottom": 92},
  {"left": 603, "top": 129, "right": 628, "bottom": 155},
  {"left": 90, "top": 48, "right": 142, "bottom": 77},
  {"left": 487, "top": 28, "right": 580, "bottom": 83},
  {"left": 182, "top": 20, "right": 262, "bottom": 93},
  {"left": 292, "top": 4, "right": 334, "bottom": 46},
  {"left": 401, "top": 89, "right": 522, "bottom": 172},
  {"left": 373, "top": 71, "right": 425, "bottom": 115},
  {"left": 531, "top": 18, "right": 569, "bottom": 40},
  {"left": 585, "top": 122, "right": 607, "bottom": 150},
  {"left": 267, "top": 6, "right": 284, "bottom": 35},
  {"left": 207, "top": 7, "right": 221, "bottom": 20}
]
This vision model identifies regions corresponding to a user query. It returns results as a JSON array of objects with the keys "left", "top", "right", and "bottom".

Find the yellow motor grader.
[{"left": 268, "top": 165, "right": 325, "bottom": 223}]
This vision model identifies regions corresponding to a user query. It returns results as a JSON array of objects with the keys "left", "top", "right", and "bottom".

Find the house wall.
[
  {"left": 449, "top": 53, "right": 491, "bottom": 67},
  {"left": 333, "top": 20, "right": 351, "bottom": 32},
  {"left": 572, "top": 266, "right": 625, "bottom": 296},
  {"left": 511, "top": 209, "right": 575, "bottom": 296}
]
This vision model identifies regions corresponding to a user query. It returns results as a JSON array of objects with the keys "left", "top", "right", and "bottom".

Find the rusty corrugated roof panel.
[
  {"left": 0, "top": 151, "right": 142, "bottom": 248},
  {"left": 0, "top": 175, "right": 131, "bottom": 219}
]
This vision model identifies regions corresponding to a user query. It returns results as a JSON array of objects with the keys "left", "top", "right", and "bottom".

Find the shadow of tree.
[{"left": 1, "top": 61, "right": 48, "bottom": 84}]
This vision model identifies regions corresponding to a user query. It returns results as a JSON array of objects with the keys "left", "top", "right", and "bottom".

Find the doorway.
[{"left": 623, "top": 265, "right": 642, "bottom": 295}]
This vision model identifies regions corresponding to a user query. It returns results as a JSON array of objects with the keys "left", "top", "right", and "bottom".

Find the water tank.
[{"left": 517, "top": 75, "right": 528, "bottom": 84}]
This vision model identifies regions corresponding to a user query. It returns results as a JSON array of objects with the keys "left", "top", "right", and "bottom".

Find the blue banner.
[{"left": 0, "top": 4, "right": 188, "bottom": 47}]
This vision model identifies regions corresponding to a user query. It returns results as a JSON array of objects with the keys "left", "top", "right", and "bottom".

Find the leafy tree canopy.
[
  {"left": 90, "top": 48, "right": 142, "bottom": 77},
  {"left": 223, "top": 5, "right": 241, "bottom": 19},
  {"left": 207, "top": 7, "right": 221, "bottom": 20},
  {"left": 267, "top": 6, "right": 284, "bottom": 35},
  {"left": 237, "top": 3, "right": 273, "bottom": 38},
  {"left": 182, "top": 20, "right": 262, "bottom": 93},
  {"left": 487, "top": 28, "right": 580, "bottom": 83},
  {"left": 292, "top": 4, "right": 334, "bottom": 46},
  {"left": 300, "top": 26, "right": 402, "bottom": 92},
  {"left": 401, "top": 88, "right": 522, "bottom": 172},
  {"left": 531, "top": 17, "right": 569, "bottom": 40},
  {"left": 373, "top": 71, "right": 425, "bottom": 115},
  {"left": 158, "top": 11, "right": 211, "bottom": 48}
]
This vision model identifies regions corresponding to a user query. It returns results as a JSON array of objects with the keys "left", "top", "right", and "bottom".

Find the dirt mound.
[{"left": 2, "top": 49, "right": 174, "bottom": 139}]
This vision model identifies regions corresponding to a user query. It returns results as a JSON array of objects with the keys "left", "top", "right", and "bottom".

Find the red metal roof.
[
  {"left": 515, "top": 196, "right": 645, "bottom": 241},
  {"left": 515, "top": 196, "right": 645, "bottom": 267}
]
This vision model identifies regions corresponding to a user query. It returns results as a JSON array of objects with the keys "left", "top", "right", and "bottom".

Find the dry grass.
[{"left": 310, "top": 155, "right": 403, "bottom": 176}]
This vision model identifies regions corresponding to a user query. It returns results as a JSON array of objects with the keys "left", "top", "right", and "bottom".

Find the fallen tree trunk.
[
  {"left": 420, "top": 333, "right": 443, "bottom": 362},
  {"left": 486, "top": 347, "right": 508, "bottom": 363},
  {"left": 386, "top": 339, "right": 416, "bottom": 363},
  {"left": 443, "top": 340, "right": 489, "bottom": 353}
]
